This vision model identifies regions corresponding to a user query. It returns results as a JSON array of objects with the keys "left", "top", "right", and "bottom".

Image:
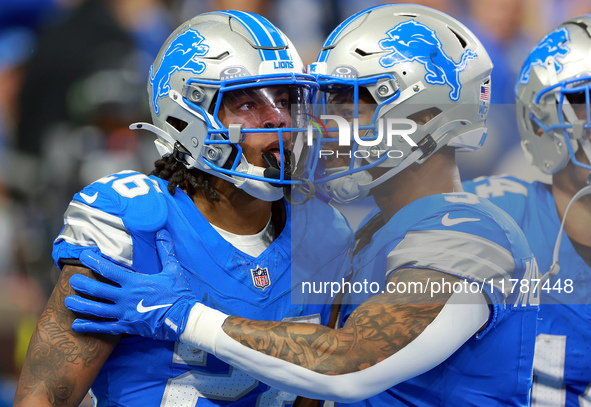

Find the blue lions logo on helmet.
[
  {"left": 518, "top": 26, "right": 570, "bottom": 86},
  {"left": 378, "top": 20, "right": 477, "bottom": 101},
  {"left": 150, "top": 29, "right": 210, "bottom": 114}
]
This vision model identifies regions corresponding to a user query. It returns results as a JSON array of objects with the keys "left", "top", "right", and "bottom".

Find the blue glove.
[{"left": 65, "top": 229, "right": 198, "bottom": 341}]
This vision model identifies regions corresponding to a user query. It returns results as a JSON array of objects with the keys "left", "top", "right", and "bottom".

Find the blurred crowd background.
[{"left": 0, "top": 0, "right": 589, "bottom": 404}]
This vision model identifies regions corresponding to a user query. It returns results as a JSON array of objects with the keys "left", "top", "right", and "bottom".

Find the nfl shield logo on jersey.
[{"left": 250, "top": 266, "right": 271, "bottom": 290}]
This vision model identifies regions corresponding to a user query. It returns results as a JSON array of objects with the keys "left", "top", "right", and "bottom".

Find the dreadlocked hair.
[{"left": 150, "top": 155, "right": 220, "bottom": 202}]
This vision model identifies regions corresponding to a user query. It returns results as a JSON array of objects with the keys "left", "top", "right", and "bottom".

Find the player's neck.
[
  {"left": 372, "top": 148, "right": 463, "bottom": 222},
  {"left": 552, "top": 164, "right": 591, "bottom": 247},
  {"left": 192, "top": 178, "right": 273, "bottom": 235}
]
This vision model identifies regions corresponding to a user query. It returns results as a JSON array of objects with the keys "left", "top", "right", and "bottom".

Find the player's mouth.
[
  {"left": 263, "top": 141, "right": 291, "bottom": 165},
  {"left": 262, "top": 143, "right": 292, "bottom": 181},
  {"left": 267, "top": 148, "right": 287, "bottom": 164}
]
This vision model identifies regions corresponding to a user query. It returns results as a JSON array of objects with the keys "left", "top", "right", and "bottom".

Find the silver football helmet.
[
  {"left": 309, "top": 4, "right": 493, "bottom": 202},
  {"left": 516, "top": 17, "right": 591, "bottom": 282},
  {"left": 133, "top": 11, "right": 317, "bottom": 201},
  {"left": 516, "top": 15, "right": 591, "bottom": 175}
]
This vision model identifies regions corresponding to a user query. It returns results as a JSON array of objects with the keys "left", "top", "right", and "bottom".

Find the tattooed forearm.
[
  {"left": 223, "top": 268, "right": 456, "bottom": 375},
  {"left": 223, "top": 302, "right": 443, "bottom": 374},
  {"left": 14, "top": 265, "right": 118, "bottom": 407}
]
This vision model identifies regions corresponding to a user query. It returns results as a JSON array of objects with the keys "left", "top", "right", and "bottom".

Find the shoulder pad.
[{"left": 54, "top": 171, "right": 169, "bottom": 267}]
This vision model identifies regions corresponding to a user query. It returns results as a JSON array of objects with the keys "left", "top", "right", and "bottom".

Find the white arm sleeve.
[{"left": 180, "top": 290, "right": 489, "bottom": 403}]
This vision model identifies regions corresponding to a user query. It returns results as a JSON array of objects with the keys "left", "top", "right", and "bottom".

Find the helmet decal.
[
  {"left": 518, "top": 26, "right": 571, "bottom": 86},
  {"left": 378, "top": 20, "right": 477, "bottom": 101},
  {"left": 310, "top": 5, "right": 492, "bottom": 202},
  {"left": 150, "top": 29, "right": 210, "bottom": 114},
  {"left": 515, "top": 17, "right": 591, "bottom": 175},
  {"left": 136, "top": 11, "right": 318, "bottom": 201}
]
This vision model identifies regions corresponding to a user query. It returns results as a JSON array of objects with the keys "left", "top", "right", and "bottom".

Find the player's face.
[
  {"left": 535, "top": 90, "right": 591, "bottom": 184},
  {"left": 572, "top": 103, "right": 591, "bottom": 150},
  {"left": 569, "top": 92, "right": 591, "bottom": 176},
  {"left": 219, "top": 86, "right": 292, "bottom": 168},
  {"left": 323, "top": 87, "right": 375, "bottom": 169},
  {"left": 566, "top": 90, "right": 590, "bottom": 125},
  {"left": 535, "top": 91, "right": 591, "bottom": 144},
  {"left": 326, "top": 87, "right": 375, "bottom": 126}
]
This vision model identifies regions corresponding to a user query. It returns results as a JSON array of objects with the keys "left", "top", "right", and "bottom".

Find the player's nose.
[
  {"left": 262, "top": 116, "right": 286, "bottom": 129},
  {"left": 260, "top": 106, "right": 288, "bottom": 129}
]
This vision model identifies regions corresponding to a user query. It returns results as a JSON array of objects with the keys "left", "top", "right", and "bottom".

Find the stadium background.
[{"left": 0, "top": 0, "right": 588, "bottom": 405}]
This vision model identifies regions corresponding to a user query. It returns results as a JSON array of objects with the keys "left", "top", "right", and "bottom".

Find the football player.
[
  {"left": 464, "top": 16, "right": 591, "bottom": 407},
  {"left": 63, "top": 5, "right": 539, "bottom": 406},
  {"left": 13, "top": 11, "right": 352, "bottom": 407}
]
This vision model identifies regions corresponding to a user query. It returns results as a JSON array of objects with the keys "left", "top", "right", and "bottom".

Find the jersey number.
[
  {"left": 443, "top": 192, "right": 479, "bottom": 204},
  {"left": 98, "top": 172, "right": 163, "bottom": 198},
  {"left": 532, "top": 334, "right": 591, "bottom": 406},
  {"left": 473, "top": 177, "right": 528, "bottom": 199},
  {"left": 160, "top": 314, "right": 321, "bottom": 406}
]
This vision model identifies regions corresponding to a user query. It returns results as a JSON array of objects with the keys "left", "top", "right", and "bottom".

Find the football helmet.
[
  {"left": 308, "top": 4, "right": 493, "bottom": 202},
  {"left": 516, "top": 15, "right": 591, "bottom": 175},
  {"left": 516, "top": 16, "right": 591, "bottom": 282},
  {"left": 132, "top": 11, "right": 317, "bottom": 201}
]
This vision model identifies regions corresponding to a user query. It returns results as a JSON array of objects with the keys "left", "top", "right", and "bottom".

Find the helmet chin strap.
[
  {"left": 324, "top": 168, "right": 373, "bottom": 203},
  {"left": 233, "top": 164, "right": 285, "bottom": 201},
  {"left": 324, "top": 149, "right": 424, "bottom": 202},
  {"left": 541, "top": 172, "right": 591, "bottom": 282},
  {"left": 324, "top": 116, "right": 473, "bottom": 203},
  {"left": 132, "top": 121, "right": 314, "bottom": 203}
]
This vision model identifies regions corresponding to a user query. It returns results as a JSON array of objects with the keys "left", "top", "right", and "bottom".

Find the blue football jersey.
[
  {"left": 338, "top": 192, "right": 539, "bottom": 407},
  {"left": 53, "top": 170, "right": 353, "bottom": 407},
  {"left": 464, "top": 175, "right": 591, "bottom": 407}
]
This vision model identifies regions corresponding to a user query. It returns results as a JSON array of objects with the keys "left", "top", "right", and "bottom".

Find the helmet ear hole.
[
  {"left": 407, "top": 107, "right": 442, "bottom": 126},
  {"left": 208, "top": 90, "right": 219, "bottom": 115},
  {"left": 529, "top": 118, "right": 542, "bottom": 136},
  {"left": 166, "top": 116, "right": 189, "bottom": 132}
]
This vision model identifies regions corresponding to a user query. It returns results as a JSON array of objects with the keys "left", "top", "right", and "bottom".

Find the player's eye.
[
  {"left": 238, "top": 101, "right": 255, "bottom": 111},
  {"left": 275, "top": 97, "right": 289, "bottom": 109}
]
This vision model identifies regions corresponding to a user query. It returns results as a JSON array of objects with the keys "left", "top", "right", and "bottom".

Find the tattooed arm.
[
  {"left": 64, "top": 240, "right": 490, "bottom": 402},
  {"left": 291, "top": 293, "right": 344, "bottom": 407},
  {"left": 14, "top": 265, "right": 119, "bottom": 407},
  {"left": 223, "top": 269, "right": 453, "bottom": 373},
  {"left": 178, "top": 268, "right": 489, "bottom": 402}
]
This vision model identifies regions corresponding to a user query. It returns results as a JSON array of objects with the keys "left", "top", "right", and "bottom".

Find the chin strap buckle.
[
  {"left": 412, "top": 134, "right": 437, "bottom": 160},
  {"left": 172, "top": 142, "right": 193, "bottom": 166}
]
